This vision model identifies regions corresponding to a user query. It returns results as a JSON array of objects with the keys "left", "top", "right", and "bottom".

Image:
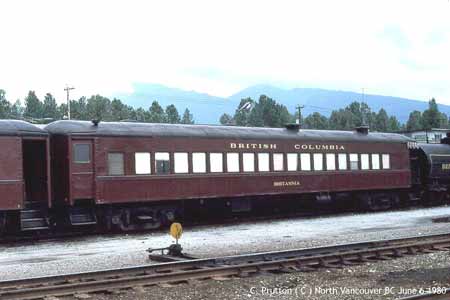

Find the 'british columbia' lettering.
[
  {"left": 230, "top": 143, "right": 277, "bottom": 149},
  {"left": 294, "top": 144, "right": 345, "bottom": 151}
]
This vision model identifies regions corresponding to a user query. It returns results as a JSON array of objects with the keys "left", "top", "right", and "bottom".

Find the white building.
[{"left": 401, "top": 128, "right": 450, "bottom": 143}]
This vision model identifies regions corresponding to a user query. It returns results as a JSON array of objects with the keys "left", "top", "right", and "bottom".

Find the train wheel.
[
  {"left": 362, "top": 193, "right": 393, "bottom": 211},
  {"left": 424, "top": 191, "right": 446, "bottom": 206},
  {"left": 0, "top": 212, "right": 6, "bottom": 235}
]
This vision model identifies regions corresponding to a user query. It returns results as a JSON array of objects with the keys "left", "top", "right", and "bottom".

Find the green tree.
[
  {"left": 304, "top": 112, "right": 328, "bottom": 129},
  {"left": 422, "top": 98, "right": 441, "bottom": 129},
  {"left": 165, "top": 104, "right": 180, "bottom": 124},
  {"left": 148, "top": 101, "right": 166, "bottom": 123},
  {"left": 219, "top": 113, "right": 233, "bottom": 125},
  {"left": 86, "top": 95, "right": 112, "bottom": 121},
  {"left": 10, "top": 100, "right": 24, "bottom": 119},
  {"left": 70, "top": 97, "right": 88, "bottom": 120},
  {"left": 130, "top": 107, "right": 149, "bottom": 122},
  {"left": 375, "top": 108, "right": 389, "bottom": 132},
  {"left": 234, "top": 98, "right": 254, "bottom": 126},
  {"left": 406, "top": 110, "right": 423, "bottom": 131},
  {"left": 111, "top": 98, "right": 133, "bottom": 121},
  {"left": 42, "top": 93, "right": 60, "bottom": 120},
  {"left": 387, "top": 116, "right": 401, "bottom": 132},
  {"left": 181, "top": 108, "right": 194, "bottom": 124},
  {"left": 247, "top": 95, "right": 293, "bottom": 127},
  {"left": 0, "top": 89, "right": 12, "bottom": 119},
  {"left": 439, "top": 113, "right": 449, "bottom": 129},
  {"left": 24, "top": 91, "right": 43, "bottom": 119}
]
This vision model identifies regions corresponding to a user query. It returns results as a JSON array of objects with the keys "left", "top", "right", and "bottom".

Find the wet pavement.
[{"left": 1, "top": 205, "right": 450, "bottom": 280}]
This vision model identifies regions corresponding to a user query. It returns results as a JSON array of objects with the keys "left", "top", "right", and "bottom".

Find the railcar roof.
[
  {"left": 418, "top": 143, "right": 450, "bottom": 157},
  {"left": 45, "top": 120, "right": 412, "bottom": 143},
  {"left": 0, "top": 119, "right": 48, "bottom": 136}
]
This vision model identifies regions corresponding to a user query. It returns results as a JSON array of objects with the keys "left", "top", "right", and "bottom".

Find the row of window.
[{"left": 106, "top": 152, "right": 391, "bottom": 176}]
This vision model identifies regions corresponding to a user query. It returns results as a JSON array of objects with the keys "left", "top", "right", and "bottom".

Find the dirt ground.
[{"left": 59, "top": 251, "right": 450, "bottom": 300}]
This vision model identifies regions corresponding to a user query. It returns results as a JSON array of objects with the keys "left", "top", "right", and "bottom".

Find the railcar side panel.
[
  {"left": 90, "top": 136, "right": 411, "bottom": 205},
  {"left": 0, "top": 137, "right": 23, "bottom": 210}
]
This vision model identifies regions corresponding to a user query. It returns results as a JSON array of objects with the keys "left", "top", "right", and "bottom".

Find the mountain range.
[{"left": 114, "top": 83, "right": 450, "bottom": 125}]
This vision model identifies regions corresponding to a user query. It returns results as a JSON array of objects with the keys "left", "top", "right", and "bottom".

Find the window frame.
[
  {"left": 371, "top": 153, "right": 380, "bottom": 170},
  {"left": 313, "top": 153, "right": 323, "bottom": 171},
  {"left": 300, "top": 153, "right": 311, "bottom": 171},
  {"left": 258, "top": 153, "right": 270, "bottom": 172},
  {"left": 192, "top": 152, "right": 207, "bottom": 173},
  {"left": 338, "top": 153, "right": 348, "bottom": 170},
  {"left": 108, "top": 152, "right": 125, "bottom": 176},
  {"left": 226, "top": 152, "right": 240, "bottom": 173},
  {"left": 243, "top": 153, "right": 255, "bottom": 172},
  {"left": 210, "top": 152, "right": 224, "bottom": 173},
  {"left": 174, "top": 152, "right": 189, "bottom": 174},
  {"left": 382, "top": 153, "right": 391, "bottom": 169},
  {"left": 326, "top": 153, "right": 336, "bottom": 171},
  {"left": 287, "top": 153, "right": 298, "bottom": 171},
  {"left": 73, "top": 143, "right": 91, "bottom": 164},
  {"left": 361, "top": 153, "right": 370, "bottom": 170},
  {"left": 134, "top": 152, "right": 151, "bottom": 175},
  {"left": 154, "top": 152, "right": 171, "bottom": 175},
  {"left": 273, "top": 153, "right": 284, "bottom": 172},
  {"left": 349, "top": 153, "right": 359, "bottom": 170}
]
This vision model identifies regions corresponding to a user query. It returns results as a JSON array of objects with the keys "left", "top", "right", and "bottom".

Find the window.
[
  {"left": 382, "top": 154, "right": 390, "bottom": 169},
  {"left": 210, "top": 153, "right": 223, "bottom": 173},
  {"left": 174, "top": 152, "right": 188, "bottom": 174},
  {"left": 371, "top": 154, "right": 380, "bottom": 170},
  {"left": 313, "top": 153, "right": 323, "bottom": 171},
  {"left": 361, "top": 154, "right": 370, "bottom": 170},
  {"left": 326, "top": 153, "right": 336, "bottom": 170},
  {"left": 73, "top": 144, "right": 91, "bottom": 163},
  {"left": 192, "top": 152, "right": 206, "bottom": 173},
  {"left": 273, "top": 153, "right": 284, "bottom": 171},
  {"left": 155, "top": 152, "right": 170, "bottom": 174},
  {"left": 227, "top": 153, "right": 240, "bottom": 172},
  {"left": 350, "top": 153, "right": 359, "bottom": 170},
  {"left": 300, "top": 153, "right": 311, "bottom": 171},
  {"left": 258, "top": 153, "right": 270, "bottom": 172},
  {"left": 287, "top": 153, "right": 298, "bottom": 171},
  {"left": 243, "top": 153, "right": 255, "bottom": 172},
  {"left": 338, "top": 153, "right": 347, "bottom": 170},
  {"left": 108, "top": 153, "right": 124, "bottom": 175},
  {"left": 135, "top": 152, "right": 151, "bottom": 174}
]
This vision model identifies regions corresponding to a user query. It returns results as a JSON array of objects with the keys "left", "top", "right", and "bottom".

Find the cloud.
[{"left": 0, "top": 0, "right": 449, "bottom": 104}]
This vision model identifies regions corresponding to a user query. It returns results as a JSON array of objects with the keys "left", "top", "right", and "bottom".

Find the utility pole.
[
  {"left": 296, "top": 105, "right": 304, "bottom": 126},
  {"left": 64, "top": 85, "right": 75, "bottom": 120},
  {"left": 361, "top": 88, "right": 367, "bottom": 126}
]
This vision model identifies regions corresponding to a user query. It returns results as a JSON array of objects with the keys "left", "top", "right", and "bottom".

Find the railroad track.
[
  {"left": 398, "top": 289, "right": 450, "bottom": 300},
  {"left": 1, "top": 233, "right": 450, "bottom": 300}
]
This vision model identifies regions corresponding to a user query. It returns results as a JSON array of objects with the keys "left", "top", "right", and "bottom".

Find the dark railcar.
[
  {"left": 45, "top": 120, "right": 413, "bottom": 230},
  {"left": 0, "top": 120, "right": 51, "bottom": 233},
  {"left": 410, "top": 141, "right": 450, "bottom": 203}
]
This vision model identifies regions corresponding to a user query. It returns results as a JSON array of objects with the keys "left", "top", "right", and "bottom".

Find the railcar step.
[
  {"left": 20, "top": 208, "right": 50, "bottom": 231},
  {"left": 68, "top": 207, "right": 97, "bottom": 226}
]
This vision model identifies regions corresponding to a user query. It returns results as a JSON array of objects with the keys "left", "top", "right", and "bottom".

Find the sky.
[{"left": 0, "top": 0, "right": 449, "bottom": 104}]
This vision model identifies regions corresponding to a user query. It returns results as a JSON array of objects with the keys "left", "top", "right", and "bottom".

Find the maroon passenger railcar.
[
  {"left": 45, "top": 120, "right": 412, "bottom": 231},
  {"left": 0, "top": 120, "right": 51, "bottom": 233}
]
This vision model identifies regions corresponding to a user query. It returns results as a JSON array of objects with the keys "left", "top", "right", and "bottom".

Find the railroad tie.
[
  {"left": 295, "top": 261, "right": 316, "bottom": 272},
  {"left": 74, "top": 293, "right": 91, "bottom": 299},
  {"left": 375, "top": 252, "right": 393, "bottom": 261},
  {"left": 318, "top": 258, "right": 342, "bottom": 269}
]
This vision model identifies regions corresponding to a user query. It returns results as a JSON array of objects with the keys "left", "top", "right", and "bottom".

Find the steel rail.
[
  {"left": 397, "top": 289, "right": 450, "bottom": 300},
  {"left": 1, "top": 233, "right": 450, "bottom": 300}
]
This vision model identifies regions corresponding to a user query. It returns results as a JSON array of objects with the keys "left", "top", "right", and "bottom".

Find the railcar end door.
[{"left": 70, "top": 139, "right": 95, "bottom": 203}]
